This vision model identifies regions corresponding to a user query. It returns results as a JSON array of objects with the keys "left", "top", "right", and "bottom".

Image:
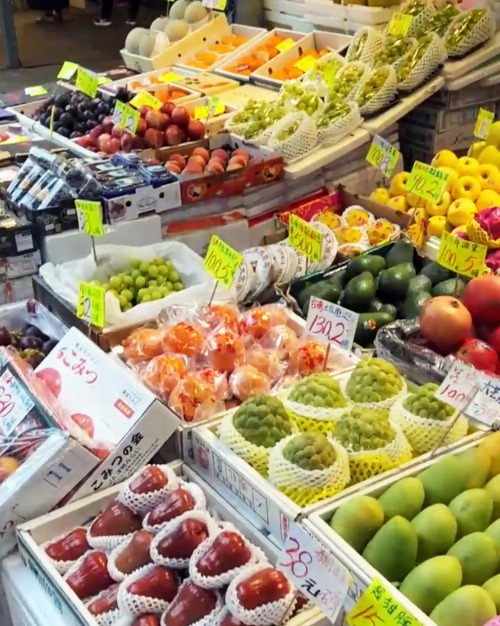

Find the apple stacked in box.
[
  {"left": 42, "top": 464, "right": 302, "bottom": 626},
  {"left": 164, "top": 146, "right": 251, "bottom": 176}
]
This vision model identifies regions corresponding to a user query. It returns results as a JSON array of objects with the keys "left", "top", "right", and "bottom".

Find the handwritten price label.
[
  {"left": 75, "top": 200, "right": 104, "bottom": 237},
  {"left": 160, "top": 72, "right": 185, "bottom": 83},
  {"left": 387, "top": 12, "right": 413, "bottom": 36},
  {"left": 204, "top": 235, "right": 243, "bottom": 289},
  {"left": 366, "top": 135, "right": 400, "bottom": 178},
  {"left": 75, "top": 67, "right": 98, "bottom": 98},
  {"left": 289, "top": 214, "right": 323, "bottom": 264},
  {"left": 474, "top": 108, "right": 495, "bottom": 140},
  {"left": 306, "top": 296, "right": 358, "bottom": 352},
  {"left": 277, "top": 522, "right": 349, "bottom": 623},
  {"left": 276, "top": 38, "right": 295, "bottom": 52},
  {"left": 77, "top": 283, "right": 105, "bottom": 328},
  {"left": 435, "top": 361, "right": 480, "bottom": 411},
  {"left": 194, "top": 98, "right": 225, "bottom": 120},
  {"left": 346, "top": 578, "right": 420, "bottom": 626},
  {"left": 58, "top": 61, "right": 78, "bottom": 80},
  {"left": 0, "top": 370, "right": 35, "bottom": 437},
  {"left": 129, "top": 91, "right": 162, "bottom": 111},
  {"left": 294, "top": 55, "right": 317, "bottom": 73},
  {"left": 25, "top": 86, "right": 48, "bottom": 97},
  {"left": 466, "top": 375, "right": 500, "bottom": 429},
  {"left": 112, "top": 100, "right": 139, "bottom": 134},
  {"left": 437, "top": 231, "right": 487, "bottom": 278},
  {"left": 405, "top": 161, "right": 450, "bottom": 203}
]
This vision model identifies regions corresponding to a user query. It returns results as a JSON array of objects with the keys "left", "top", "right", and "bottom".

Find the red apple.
[
  {"left": 146, "top": 110, "right": 168, "bottom": 131},
  {"left": 65, "top": 551, "right": 114, "bottom": 599},
  {"left": 129, "top": 466, "right": 168, "bottom": 494},
  {"left": 114, "top": 529, "right": 153, "bottom": 574},
  {"left": 87, "top": 583, "right": 120, "bottom": 615},
  {"left": 144, "top": 128, "right": 164, "bottom": 149},
  {"left": 147, "top": 488, "right": 196, "bottom": 526},
  {"left": 111, "top": 124, "right": 123, "bottom": 139},
  {"left": 90, "top": 499, "right": 142, "bottom": 537},
  {"left": 127, "top": 566, "right": 178, "bottom": 601},
  {"left": 155, "top": 517, "right": 209, "bottom": 560},
  {"left": 105, "top": 137, "right": 121, "bottom": 154},
  {"left": 236, "top": 568, "right": 290, "bottom": 610},
  {"left": 187, "top": 120, "right": 205, "bottom": 141},
  {"left": 140, "top": 105, "right": 152, "bottom": 118},
  {"left": 131, "top": 135, "right": 146, "bottom": 150},
  {"left": 162, "top": 102, "right": 176, "bottom": 116},
  {"left": 170, "top": 107, "right": 190, "bottom": 129},
  {"left": 89, "top": 125, "right": 103, "bottom": 142},
  {"left": 163, "top": 581, "right": 217, "bottom": 626},
  {"left": 196, "top": 532, "right": 251, "bottom": 577},
  {"left": 97, "top": 133, "right": 112, "bottom": 152},
  {"left": 165, "top": 125, "right": 186, "bottom": 146},
  {"left": 136, "top": 118, "right": 147, "bottom": 136},
  {"left": 45, "top": 527, "right": 90, "bottom": 562},
  {"left": 132, "top": 616, "right": 160, "bottom": 626},
  {"left": 102, "top": 116, "right": 114, "bottom": 134}
]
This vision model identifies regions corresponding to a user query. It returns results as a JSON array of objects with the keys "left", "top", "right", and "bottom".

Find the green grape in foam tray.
[
  {"left": 233, "top": 395, "right": 293, "bottom": 448},
  {"left": 289, "top": 372, "right": 348, "bottom": 409},
  {"left": 334, "top": 406, "right": 395, "bottom": 451},
  {"left": 282, "top": 433, "right": 337, "bottom": 470}
]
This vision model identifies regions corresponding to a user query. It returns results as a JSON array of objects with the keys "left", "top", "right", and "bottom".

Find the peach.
[
  {"left": 211, "top": 148, "right": 229, "bottom": 162},
  {"left": 165, "top": 161, "right": 182, "bottom": 174},
  {"left": 168, "top": 153, "right": 186, "bottom": 167},
  {"left": 0, "top": 456, "right": 19, "bottom": 484},
  {"left": 205, "top": 161, "right": 225, "bottom": 175},
  {"left": 191, "top": 147, "right": 210, "bottom": 162},
  {"left": 228, "top": 155, "right": 247, "bottom": 168},
  {"left": 187, "top": 154, "right": 206, "bottom": 168}
]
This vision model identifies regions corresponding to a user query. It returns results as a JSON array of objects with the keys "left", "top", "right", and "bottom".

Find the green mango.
[
  {"left": 448, "top": 489, "right": 493, "bottom": 537},
  {"left": 411, "top": 504, "right": 457, "bottom": 561},
  {"left": 430, "top": 585, "right": 496, "bottom": 626},
  {"left": 448, "top": 533, "right": 500, "bottom": 585},
  {"left": 329, "top": 495, "right": 385, "bottom": 552},
  {"left": 418, "top": 455, "right": 468, "bottom": 506},
  {"left": 483, "top": 574, "right": 500, "bottom": 612},
  {"left": 378, "top": 477, "right": 425, "bottom": 521}
]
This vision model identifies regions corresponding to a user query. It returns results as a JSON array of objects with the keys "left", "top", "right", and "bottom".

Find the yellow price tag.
[
  {"left": 160, "top": 72, "right": 185, "bottom": 83},
  {"left": 216, "top": 0, "right": 226, "bottom": 8},
  {"left": 76, "top": 67, "right": 98, "bottom": 98},
  {"left": 322, "top": 60, "right": 342, "bottom": 88},
  {"left": 346, "top": 578, "right": 420, "bottom": 626},
  {"left": 405, "top": 161, "right": 450, "bottom": 203},
  {"left": 294, "top": 55, "right": 318, "bottom": 73},
  {"left": 75, "top": 200, "right": 104, "bottom": 237},
  {"left": 406, "top": 207, "right": 427, "bottom": 250},
  {"left": 0, "top": 135, "right": 29, "bottom": 145},
  {"left": 204, "top": 235, "right": 243, "bottom": 289},
  {"left": 113, "top": 100, "right": 139, "bottom": 134},
  {"left": 474, "top": 107, "right": 495, "bottom": 140},
  {"left": 97, "top": 76, "right": 113, "bottom": 85},
  {"left": 58, "top": 61, "right": 78, "bottom": 80},
  {"left": 289, "top": 214, "right": 323, "bottom": 263},
  {"left": 366, "top": 135, "right": 400, "bottom": 178},
  {"left": 25, "top": 86, "right": 48, "bottom": 97},
  {"left": 77, "top": 283, "right": 105, "bottom": 328},
  {"left": 129, "top": 91, "right": 162, "bottom": 111},
  {"left": 276, "top": 38, "right": 295, "bottom": 52},
  {"left": 387, "top": 12, "right": 413, "bottom": 37},
  {"left": 437, "top": 231, "right": 487, "bottom": 278},
  {"left": 194, "top": 106, "right": 209, "bottom": 120}
]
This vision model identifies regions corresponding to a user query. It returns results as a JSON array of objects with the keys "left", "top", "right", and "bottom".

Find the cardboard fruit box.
[{"left": 151, "top": 132, "right": 284, "bottom": 205}]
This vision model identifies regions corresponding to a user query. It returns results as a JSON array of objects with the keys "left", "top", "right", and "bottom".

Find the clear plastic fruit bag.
[
  {"left": 268, "top": 112, "right": 319, "bottom": 165},
  {"left": 444, "top": 7, "right": 495, "bottom": 58},
  {"left": 278, "top": 81, "right": 325, "bottom": 122},
  {"left": 395, "top": 32, "right": 447, "bottom": 92},
  {"left": 302, "top": 52, "right": 346, "bottom": 98},
  {"left": 355, "top": 65, "right": 398, "bottom": 117},
  {"left": 316, "top": 100, "right": 363, "bottom": 147},
  {"left": 346, "top": 27, "right": 385, "bottom": 63}
]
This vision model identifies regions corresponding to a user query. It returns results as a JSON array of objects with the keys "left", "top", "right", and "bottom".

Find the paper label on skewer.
[{"left": 435, "top": 361, "right": 479, "bottom": 411}]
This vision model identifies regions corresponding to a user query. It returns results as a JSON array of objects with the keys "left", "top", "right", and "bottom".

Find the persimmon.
[
  {"left": 162, "top": 322, "right": 205, "bottom": 358},
  {"left": 123, "top": 328, "right": 165, "bottom": 362}
]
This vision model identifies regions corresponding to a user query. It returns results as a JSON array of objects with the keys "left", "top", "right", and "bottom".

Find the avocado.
[
  {"left": 300, "top": 282, "right": 341, "bottom": 316},
  {"left": 369, "top": 298, "right": 384, "bottom": 312},
  {"left": 432, "top": 278, "right": 466, "bottom": 297},
  {"left": 341, "top": 271, "right": 377, "bottom": 313},
  {"left": 420, "top": 261, "right": 453, "bottom": 286},
  {"left": 398, "top": 262, "right": 417, "bottom": 279},
  {"left": 355, "top": 312, "right": 395, "bottom": 347},
  {"left": 402, "top": 291, "right": 431, "bottom": 319},
  {"left": 379, "top": 303, "right": 398, "bottom": 320},
  {"left": 345, "top": 255, "right": 386, "bottom": 281},
  {"left": 329, "top": 269, "right": 347, "bottom": 289},
  {"left": 377, "top": 263, "right": 414, "bottom": 303},
  {"left": 385, "top": 240, "right": 414, "bottom": 267},
  {"left": 408, "top": 275, "right": 432, "bottom": 294}
]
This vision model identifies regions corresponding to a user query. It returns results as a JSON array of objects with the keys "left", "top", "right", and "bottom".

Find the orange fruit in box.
[
  {"left": 225, "top": 34, "right": 288, "bottom": 76},
  {"left": 267, "top": 47, "right": 330, "bottom": 82},
  {"left": 185, "top": 34, "right": 250, "bottom": 69}
]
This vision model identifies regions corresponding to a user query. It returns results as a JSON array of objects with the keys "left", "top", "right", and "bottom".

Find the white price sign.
[
  {"left": 306, "top": 296, "right": 358, "bottom": 352},
  {"left": 466, "top": 375, "right": 500, "bottom": 428},
  {"left": 0, "top": 369, "right": 35, "bottom": 437},
  {"left": 435, "top": 361, "right": 481, "bottom": 411},
  {"left": 277, "top": 522, "right": 349, "bottom": 623}
]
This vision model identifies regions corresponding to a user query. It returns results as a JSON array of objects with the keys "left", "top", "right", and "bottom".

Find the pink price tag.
[
  {"left": 277, "top": 522, "right": 349, "bottom": 622},
  {"left": 306, "top": 296, "right": 358, "bottom": 352}
]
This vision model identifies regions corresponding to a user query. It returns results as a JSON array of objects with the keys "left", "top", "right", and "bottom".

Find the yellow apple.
[
  {"left": 469, "top": 141, "right": 486, "bottom": 160},
  {"left": 386, "top": 195, "right": 408, "bottom": 212},
  {"left": 476, "top": 189, "right": 500, "bottom": 211},
  {"left": 447, "top": 198, "right": 478, "bottom": 227},
  {"left": 477, "top": 164, "right": 500, "bottom": 191},
  {"left": 406, "top": 192, "right": 426, "bottom": 208},
  {"left": 431, "top": 149, "right": 458, "bottom": 169},
  {"left": 427, "top": 215, "right": 447, "bottom": 238},
  {"left": 369, "top": 188, "right": 391, "bottom": 204},
  {"left": 486, "top": 120, "right": 500, "bottom": 148},
  {"left": 389, "top": 171, "right": 410, "bottom": 197},
  {"left": 455, "top": 156, "right": 480, "bottom": 178},
  {"left": 425, "top": 191, "right": 451, "bottom": 217},
  {"left": 478, "top": 145, "right": 500, "bottom": 169},
  {"left": 451, "top": 175, "right": 482, "bottom": 201},
  {"left": 438, "top": 166, "right": 459, "bottom": 192}
]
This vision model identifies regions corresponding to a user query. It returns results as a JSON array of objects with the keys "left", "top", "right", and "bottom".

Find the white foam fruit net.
[
  {"left": 444, "top": 7, "right": 495, "bottom": 57},
  {"left": 94, "top": 608, "right": 121, "bottom": 626},
  {"left": 225, "top": 563, "right": 298, "bottom": 626},
  {"left": 268, "top": 435, "right": 350, "bottom": 506},
  {"left": 398, "top": 0, "right": 436, "bottom": 37},
  {"left": 317, "top": 101, "right": 363, "bottom": 147},
  {"left": 341, "top": 206, "right": 375, "bottom": 228},
  {"left": 302, "top": 52, "right": 346, "bottom": 98},
  {"left": 341, "top": 374, "right": 408, "bottom": 412},
  {"left": 281, "top": 388, "right": 351, "bottom": 435},
  {"left": 160, "top": 582, "right": 223, "bottom": 626},
  {"left": 189, "top": 523, "right": 267, "bottom": 589},
  {"left": 150, "top": 510, "right": 218, "bottom": 569},
  {"left": 355, "top": 65, "right": 398, "bottom": 117},
  {"left": 346, "top": 27, "right": 385, "bottom": 63},
  {"left": 390, "top": 398, "right": 468, "bottom": 455},
  {"left": 396, "top": 32, "right": 447, "bottom": 92},
  {"left": 143, "top": 481, "right": 207, "bottom": 534},
  {"left": 117, "top": 563, "right": 178, "bottom": 617},
  {"left": 117, "top": 464, "right": 179, "bottom": 515},
  {"left": 268, "top": 112, "right": 318, "bottom": 164},
  {"left": 42, "top": 527, "right": 89, "bottom": 575},
  {"left": 87, "top": 524, "right": 135, "bottom": 552}
]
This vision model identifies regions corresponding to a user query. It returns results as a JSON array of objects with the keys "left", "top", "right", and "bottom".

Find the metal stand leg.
[{"left": 0, "top": 0, "right": 21, "bottom": 69}]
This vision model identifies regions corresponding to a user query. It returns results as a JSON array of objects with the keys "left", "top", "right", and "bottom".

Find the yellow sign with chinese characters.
[
  {"left": 405, "top": 161, "right": 450, "bottom": 203},
  {"left": 387, "top": 12, "right": 413, "bottom": 37},
  {"left": 58, "top": 61, "right": 78, "bottom": 80},
  {"left": 346, "top": 578, "right": 420, "bottom": 626},
  {"left": 276, "top": 38, "right": 295, "bottom": 52},
  {"left": 437, "top": 231, "right": 487, "bottom": 278},
  {"left": 75, "top": 200, "right": 104, "bottom": 237},
  {"left": 294, "top": 55, "right": 317, "bottom": 73},
  {"left": 366, "top": 135, "right": 400, "bottom": 178},
  {"left": 289, "top": 214, "right": 323, "bottom": 264},
  {"left": 129, "top": 91, "right": 162, "bottom": 111},
  {"left": 204, "top": 236, "right": 243, "bottom": 289},
  {"left": 75, "top": 67, "right": 98, "bottom": 98},
  {"left": 474, "top": 108, "right": 495, "bottom": 140},
  {"left": 77, "top": 283, "right": 105, "bottom": 328}
]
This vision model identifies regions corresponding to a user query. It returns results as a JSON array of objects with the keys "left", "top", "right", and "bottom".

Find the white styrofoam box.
[
  {"left": 16, "top": 462, "right": 329, "bottom": 626},
  {"left": 305, "top": 433, "right": 487, "bottom": 626},
  {"left": 265, "top": 9, "right": 314, "bottom": 32},
  {"left": 40, "top": 214, "right": 162, "bottom": 265}
]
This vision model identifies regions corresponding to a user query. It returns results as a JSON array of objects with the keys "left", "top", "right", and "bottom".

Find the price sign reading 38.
[
  {"left": 306, "top": 296, "right": 359, "bottom": 352},
  {"left": 289, "top": 214, "right": 323, "bottom": 264},
  {"left": 437, "top": 231, "right": 487, "bottom": 278},
  {"left": 405, "top": 161, "right": 450, "bottom": 204},
  {"left": 204, "top": 235, "right": 243, "bottom": 289}
]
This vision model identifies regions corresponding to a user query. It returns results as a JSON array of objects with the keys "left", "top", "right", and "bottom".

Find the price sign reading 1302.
[
  {"left": 306, "top": 296, "right": 359, "bottom": 352},
  {"left": 204, "top": 235, "right": 243, "bottom": 290},
  {"left": 289, "top": 214, "right": 323, "bottom": 264},
  {"left": 405, "top": 161, "right": 450, "bottom": 204},
  {"left": 437, "top": 231, "right": 487, "bottom": 278}
]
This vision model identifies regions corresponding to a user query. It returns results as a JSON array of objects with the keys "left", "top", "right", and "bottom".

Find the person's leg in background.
[
  {"left": 126, "top": 0, "right": 139, "bottom": 26},
  {"left": 36, "top": 0, "right": 65, "bottom": 23},
  {"left": 95, "top": 0, "right": 113, "bottom": 25}
]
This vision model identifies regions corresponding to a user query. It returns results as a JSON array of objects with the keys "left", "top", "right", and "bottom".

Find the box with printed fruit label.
[{"left": 17, "top": 461, "right": 329, "bottom": 626}]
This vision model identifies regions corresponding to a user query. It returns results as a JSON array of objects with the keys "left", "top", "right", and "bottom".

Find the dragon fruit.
[
  {"left": 467, "top": 207, "right": 500, "bottom": 245},
  {"left": 486, "top": 249, "right": 500, "bottom": 273}
]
